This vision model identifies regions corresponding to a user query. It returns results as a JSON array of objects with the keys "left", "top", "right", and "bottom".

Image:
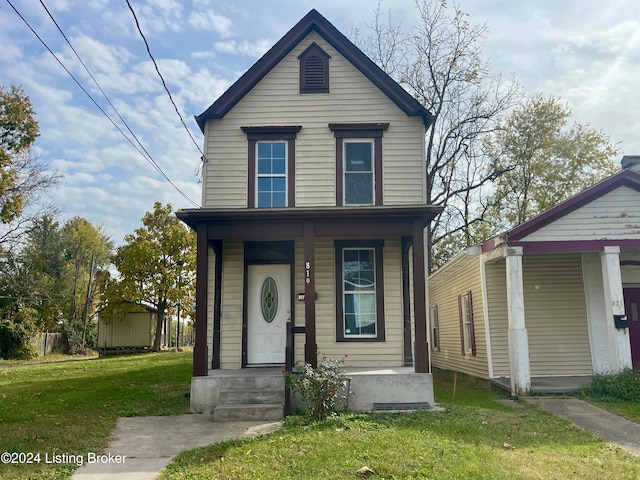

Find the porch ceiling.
[{"left": 177, "top": 205, "right": 442, "bottom": 240}]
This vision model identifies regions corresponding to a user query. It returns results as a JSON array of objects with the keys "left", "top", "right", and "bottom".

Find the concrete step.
[
  {"left": 219, "top": 388, "right": 285, "bottom": 405},
  {"left": 213, "top": 404, "right": 284, "bottom": 422},
  {"left": 219, "top": 374, "right": 284, "bottom": 391}
]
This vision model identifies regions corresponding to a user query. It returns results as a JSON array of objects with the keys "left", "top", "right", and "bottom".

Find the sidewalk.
[
  {"left": 525, "top": 397, "right": 640, "bottom": 456},
  {"left": 72, "top": 415, "right": 282, "bottom": 480}
]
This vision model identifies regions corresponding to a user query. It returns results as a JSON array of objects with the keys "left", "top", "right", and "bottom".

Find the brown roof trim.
[
  {"left": 328, "top": 123, "right": 389, "bottom": 131},
  {"left": 241, "top": 126, "right": 302, "bottom": 134},
  {"left": 177, "top": 204, "right": 441, "bottom": 229},
  {"left": 194, "top": 9, "right": 433, "bottom": 132}
]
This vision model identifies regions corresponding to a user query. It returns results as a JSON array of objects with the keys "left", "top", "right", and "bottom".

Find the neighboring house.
[
  {"left": 177, "top": 9, "right": 441, "bottom": 420},
  {"left": 97, "top": 304, "right": 158, "bottom": 355},
  {"left": 429, "top": 157, "right": 640, "bottom": 396}
]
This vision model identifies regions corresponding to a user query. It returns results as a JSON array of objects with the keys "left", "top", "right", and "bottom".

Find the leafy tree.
[
  {"left": 0, "top": 84, "right": 60, "bottom": 249},
  {"left": 107, "top": 202, "right": 195, "bottom": 351},
  {"left": 481, "top": 95, "right": 618, "bottom": 235},
  {"left": 355, "top": 1, "right": 521, "bottom": 269}
]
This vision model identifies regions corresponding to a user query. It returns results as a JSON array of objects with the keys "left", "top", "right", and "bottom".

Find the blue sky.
[{"left": 1, "top": 0, "right": 638, "bottom": 244}]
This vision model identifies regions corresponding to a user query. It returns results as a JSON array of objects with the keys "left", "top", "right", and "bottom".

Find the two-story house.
[{"left": 178, "top": 9, "right": 442, "bottom": 420}]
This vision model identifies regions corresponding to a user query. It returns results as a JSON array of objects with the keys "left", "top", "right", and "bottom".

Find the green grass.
[
  {"left": 579, "top": 369, "right": 640, "bottom": 423},
  {"left": 0, "top": 351, "right": 192, "bottom": 479},
  {"left": 159, "top": 371, "right": 640, "bottom": 480}
]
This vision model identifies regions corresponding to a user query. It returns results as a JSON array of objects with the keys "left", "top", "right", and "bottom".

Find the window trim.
[
  {"left": 430, "top": 304, "right": 440, "bottom": 352},
  {"left": 329, "top": 123, "right": 388, "bottom": 206},
  {"left": 335, "top": 239, "right": 385, "bottom": 342},
  {"left": 458, "top": 291, "right": 476, "bottom": 356},
  {"left": 255, "top": 140, "right": 288, "bottom": 208},
  {"left": 242, "top": 126, "right": 301, "bottom": 208},
  {"left": 298, "top": 42, "right": 330, "bottom": 94}
]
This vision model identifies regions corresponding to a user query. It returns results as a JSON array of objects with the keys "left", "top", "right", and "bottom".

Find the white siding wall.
[
  {"left": 429, "top": 255, "right": 489, "bottom": 379},
  {"left": 521, "top": 186, "right": 640, "bottom": 242},
  {"left": 220, "top": 240, "right": 244, "bottom": 369},
  {"left": 484, "top": 259, "right": 509, "bottom": 377},
  {"left": 522, "top": 254, "right": 593, "bottom": 375},
  {"left": 202, "top": 32, "right": 426, "bottom": 208}
]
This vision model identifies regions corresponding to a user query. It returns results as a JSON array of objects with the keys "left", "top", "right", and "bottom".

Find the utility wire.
[
  {"left": 5, "top": 0, "right": 200, "bottom": 208},
  {"left": 125, "top": 0, "right": 206, "bottom": 176}
]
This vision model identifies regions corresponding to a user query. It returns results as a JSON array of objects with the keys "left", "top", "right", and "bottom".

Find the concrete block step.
[
  {"left": 220, "top": 375, "right": 284, "bottom": 391},
  {"left": 213, "top": 404, "right": 284, "bottom": 422},
  {"left": 219, "top": 388, "right": 284, "bottom": 405}
]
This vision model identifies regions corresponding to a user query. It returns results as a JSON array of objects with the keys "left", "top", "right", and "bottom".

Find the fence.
[{"left": 30, "top": 332, "right": 65, "bottom": 356}]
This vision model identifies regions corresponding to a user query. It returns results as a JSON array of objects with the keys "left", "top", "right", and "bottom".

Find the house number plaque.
[{"left": 305, "top": 261, "right": 311, "bottom": 284}]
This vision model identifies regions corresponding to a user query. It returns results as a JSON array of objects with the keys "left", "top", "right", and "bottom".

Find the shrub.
[
  {"left": 581, "top": 369, "right": 640, "bottom": 402},
  {"left": 285, "top": 354, "right": 349, "bottom": 418},
  {"left": 0, "top": 307, "right": 39, "bottom": 360}
]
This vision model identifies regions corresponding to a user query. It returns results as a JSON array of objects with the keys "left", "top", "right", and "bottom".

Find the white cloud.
[
  {"left": 213, "top": 39, "right": 272, "bottom": 58},
  {"left": 188, "top": 10, "right": 233, "bottom": 37}
]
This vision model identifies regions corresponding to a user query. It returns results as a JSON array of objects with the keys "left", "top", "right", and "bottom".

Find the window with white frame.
[
  {"left": 343, "top": 140, "right": 374, "bottom": 205},
  {"left": 335, "top": 240, "right": 385, "bottom": 342},
  {"left": 256, "top": 141, "right": 287, "bottom": 208}
]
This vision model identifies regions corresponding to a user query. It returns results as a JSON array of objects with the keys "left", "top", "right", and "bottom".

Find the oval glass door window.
[{"left": 261, "top": 276, "right": 279, "bottom": 323}]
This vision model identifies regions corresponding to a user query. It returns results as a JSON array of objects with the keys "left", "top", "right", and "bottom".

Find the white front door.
[{"left": 247, "top": 264, "right": 290, "bottom": 365}]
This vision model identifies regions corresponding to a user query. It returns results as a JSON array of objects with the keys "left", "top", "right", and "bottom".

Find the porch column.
[
  {"left": 211, "top": 240, "right": 222, "bottom": 369},
  {"left": 506, "top": 246, "right": 531, "bottom": 395},
  {"left": 304, "top": 222, "right": 317, "bottom": 367},
  {"left": 600, "top": 246, "right": 632, "bottom": 371},
  {"left": 412, "top": 221, "right": 430, "bottom": 373},
  {"left": 193, "top": 223, "right": 209, "bottom": 377}
]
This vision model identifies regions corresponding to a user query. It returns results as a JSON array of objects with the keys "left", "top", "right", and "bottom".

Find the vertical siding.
[
  {"left": 98, "top": 312, "right": 154, "bottom": 348},
  {"left": 484, "top": 259, "right": 509, "bottom": 377},
  {"left": 202, "top": 32, "right": 425, "bottom": 209},
  {"left": 429, "top": 255, "right": 489, "bottom": 379},
  {"left": 523, "top": 254, "right": 593, "bottom": 375},
  {"left": 220, "top": 240, "right": 244, "bottom": 369}
]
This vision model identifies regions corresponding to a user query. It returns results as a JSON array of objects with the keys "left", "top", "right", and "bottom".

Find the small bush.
[
  {"left": 580, "top": 369, "right": 640, "bottom": 402},
  {"left": 285, "top": 354, "right": 349, "bottom": 418},
  {"left": 0, "top": 307, "right": 39, "bottom": 360}
]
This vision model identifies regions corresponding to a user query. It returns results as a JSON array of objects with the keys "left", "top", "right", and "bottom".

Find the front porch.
[{"left": 190, "top": 367, "right": 436, "bottom": 420}]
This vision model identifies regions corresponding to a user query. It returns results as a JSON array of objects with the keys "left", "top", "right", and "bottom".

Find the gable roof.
[
  {"left": 195, "top": 9, "right": 433, "bottom": 132},
  {"left": 506, "top": 168, "right": 640, "bottom": 242}
]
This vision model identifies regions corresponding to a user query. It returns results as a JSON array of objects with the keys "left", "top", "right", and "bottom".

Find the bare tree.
[{"left": 355, "top": 1, "right": 521, "bottom": 269}]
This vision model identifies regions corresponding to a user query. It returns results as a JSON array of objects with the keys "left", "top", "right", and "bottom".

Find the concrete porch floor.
[{"left": 491, "top": 376, "right": 594, "bottom": 394}]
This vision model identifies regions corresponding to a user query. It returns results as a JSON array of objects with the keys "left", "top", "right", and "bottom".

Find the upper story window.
[
  {"left": 241, "top": 126, "right": 302, "bottom": 208},
  {"left": 298, "top": 43, "right": 330, "bottom": 94},
  {"left": 329, "top": 123, "right": 389, "bottom": 206}
]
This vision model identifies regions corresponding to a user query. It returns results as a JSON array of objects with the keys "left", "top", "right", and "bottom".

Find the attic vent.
[{"left": 299, "top": 42, "right": 330, "bottom": 94}]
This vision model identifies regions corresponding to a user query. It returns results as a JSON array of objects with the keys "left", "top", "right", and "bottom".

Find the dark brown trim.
[
  {"left": 211, "top": 240, "right": 222, "bottom": 369},
  {"left": 193, "top": 224, "right": 209, "bottom": 377},
  {"left": 401, "top": 236, "right": 413, "bottom": 366},
  {"left": 430, "top": 304, "right": 439, "bottom": 352},
  {"left": 242, "top": 241, "right": 295, "bottom": 367},
  {"left": 468, "top": 290, "right": 476, "bottom": 356},
  {"left": 335, "top": 239, "right": 385, "bottom": 342},
  {"left": 412, "top": 220, "right": 430, "bottom": 373},
  {"left": 304, "top": 222, "right": 318, "bottom": 367},
  {"left": 334, "top": 136, "right": 383, "bottom": 206},
  {"left": 243, "top": 127, "right": 300, "bottom": 208},
  {"left": 329, "top": 123, "right": 389, "bottom": 136},
  {"left": 195, "top": 10, "right": 433, "bottom": 131},
  {"left": 299, "top": 42, "right": 330, "bottom": 94}
]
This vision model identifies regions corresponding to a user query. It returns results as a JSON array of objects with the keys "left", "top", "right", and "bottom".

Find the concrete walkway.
[
  {"left": 525, "top": 397, "right": 640, "bottom": 456},
  {"left": 72, "top": 415, "right": 282, "bottom": 480}
]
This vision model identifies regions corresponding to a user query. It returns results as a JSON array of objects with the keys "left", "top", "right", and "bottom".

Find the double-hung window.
[
  {"left": 257, "top": 141, "right": 286, "bottom": 207},
  {"left": 329, "top": 123, "right": 389, "bottom": 207},
  {"left": 335, "top": 240, "right": 385, "bottom": 342},
  {"left": 241, "top": 126, "right": 301, "bottom": 208}
]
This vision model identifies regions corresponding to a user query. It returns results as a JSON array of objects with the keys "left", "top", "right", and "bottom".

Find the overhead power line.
[
  {"left": 5, "top": 0, "right": 200, "bottom": 208},
  {"left": 125, "top": 0, "right": 206, "bottom": 175}
]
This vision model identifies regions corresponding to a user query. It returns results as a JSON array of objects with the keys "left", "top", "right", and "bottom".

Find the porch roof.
[{"left": 177, "top": 205, "right": 442, "bottom": 240}]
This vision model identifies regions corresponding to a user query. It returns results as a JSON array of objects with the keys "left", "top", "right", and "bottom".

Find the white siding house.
[{"left": 430, "top": 164, "right": 640, "bottom": 395}]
